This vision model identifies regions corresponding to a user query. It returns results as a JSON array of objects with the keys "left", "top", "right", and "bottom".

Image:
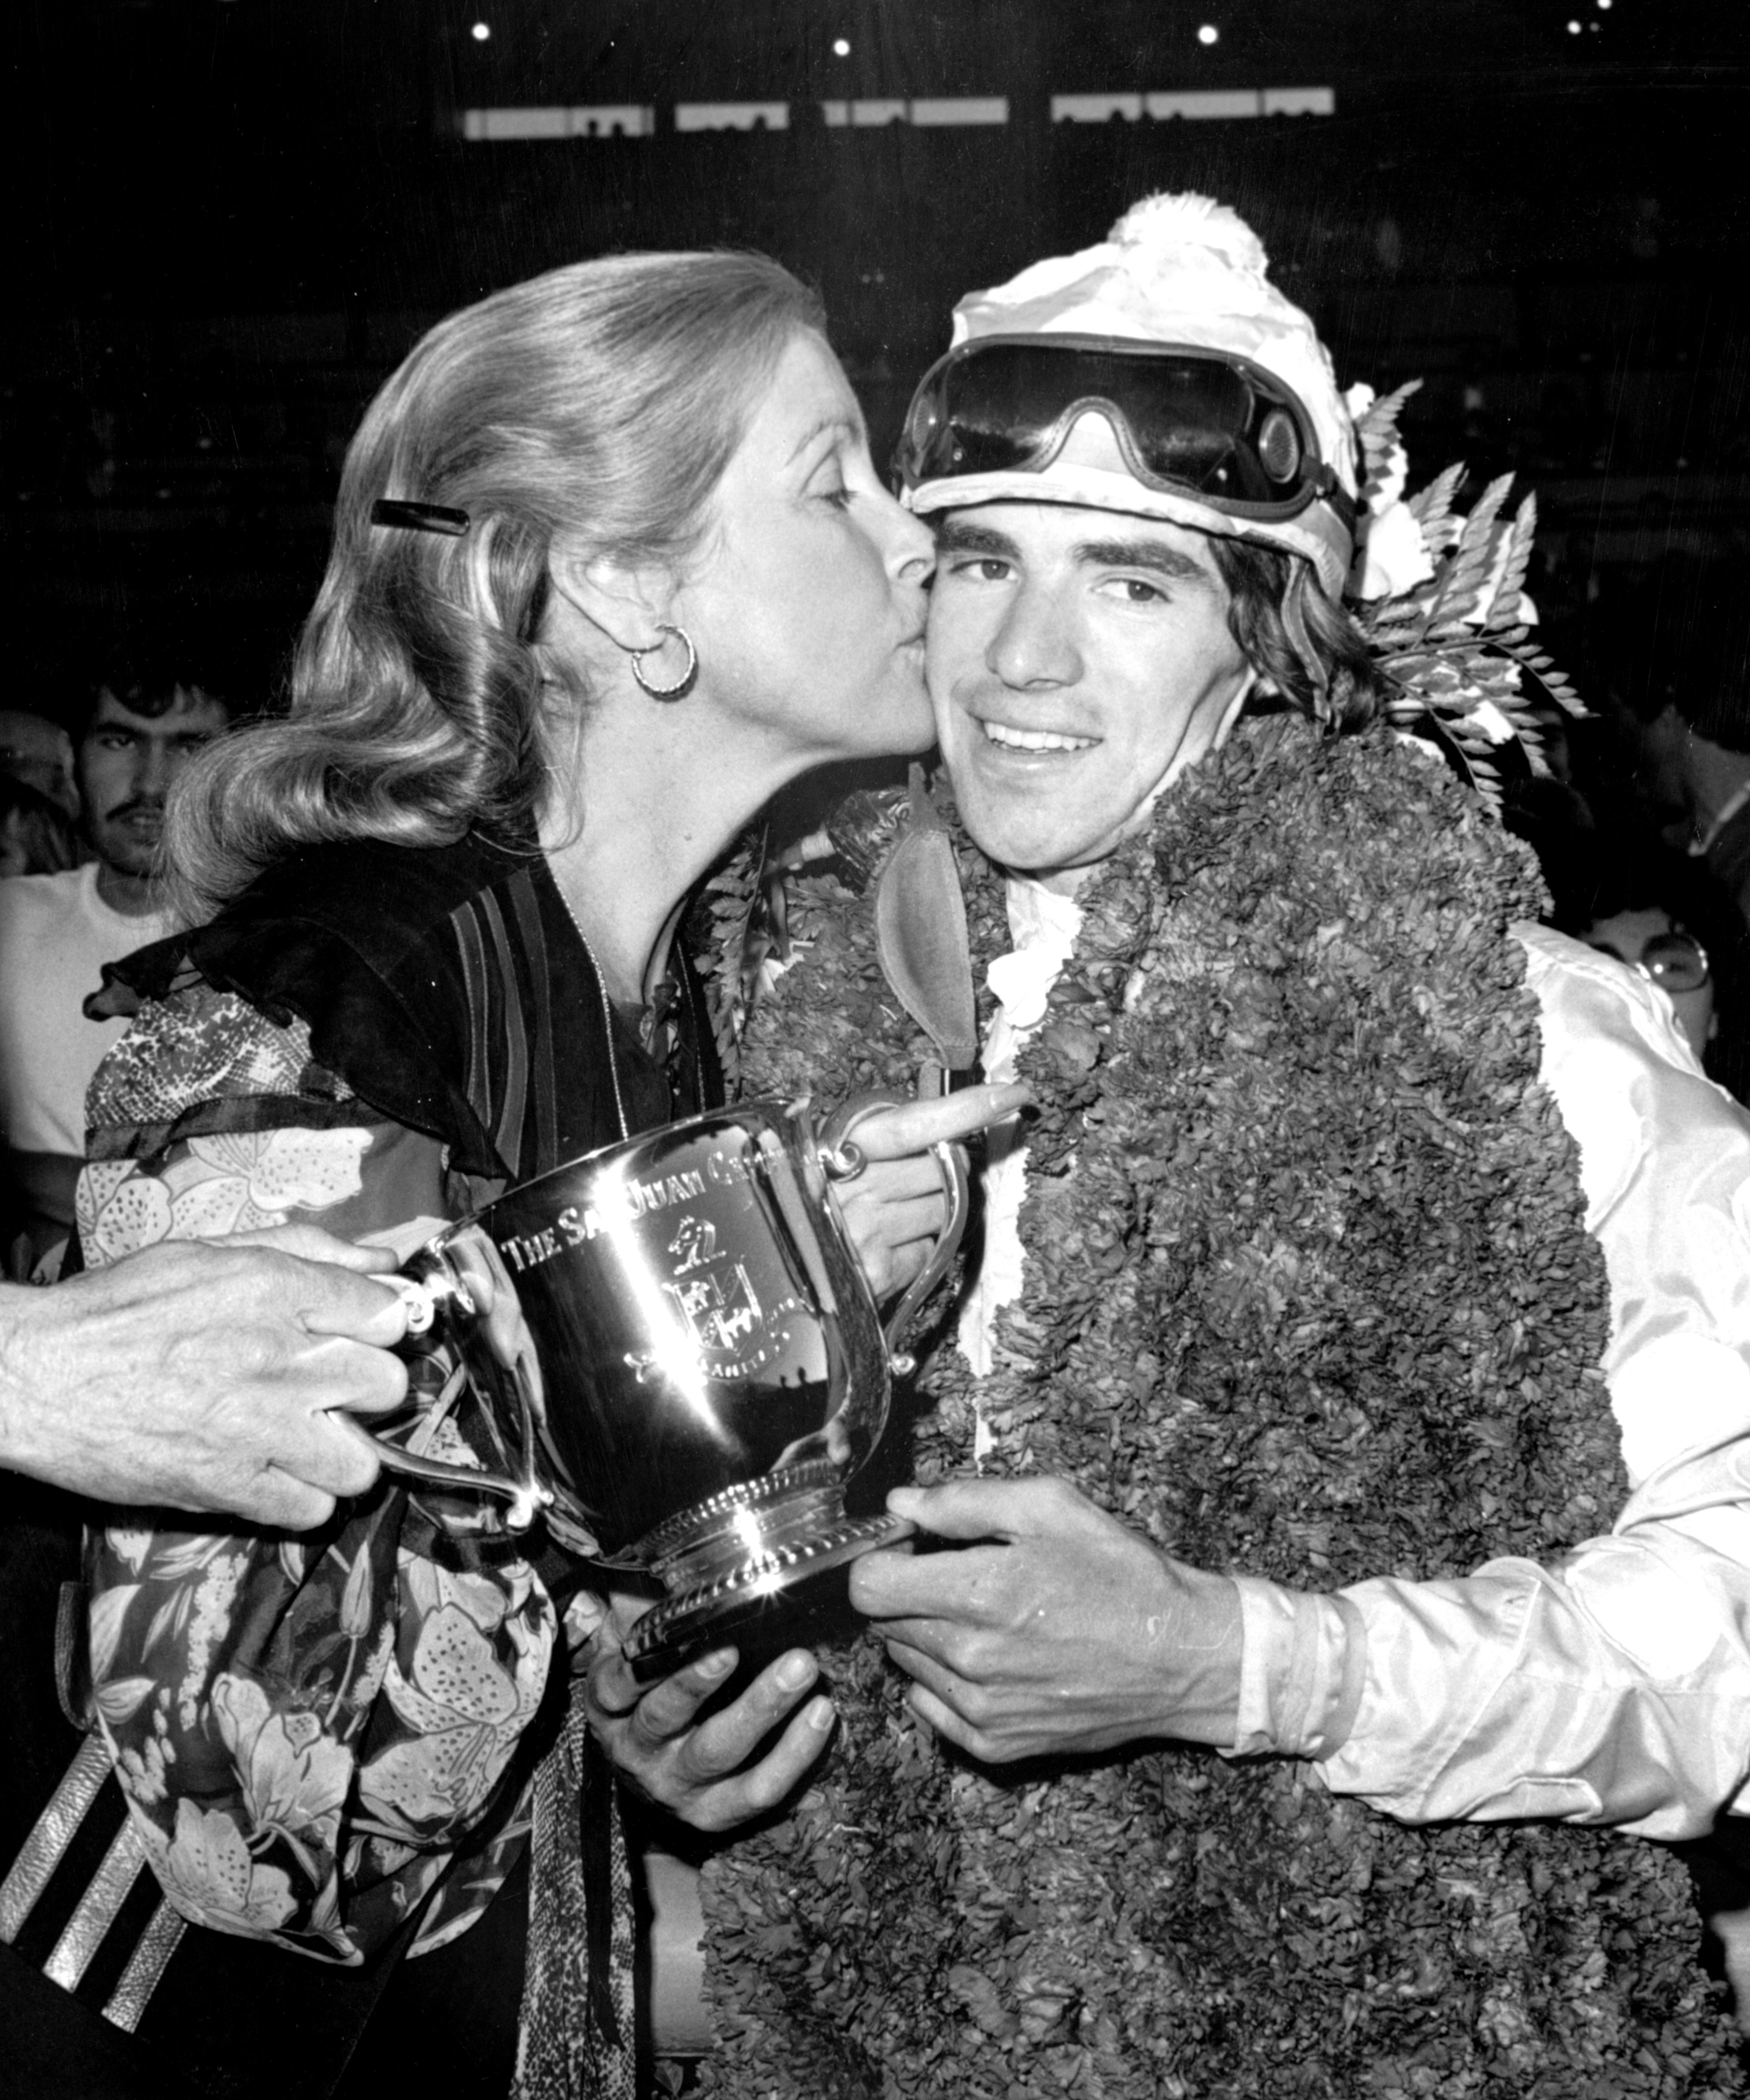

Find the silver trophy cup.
[{"left": 376, "top": 1097, "right": 966, "bottom": 1675}]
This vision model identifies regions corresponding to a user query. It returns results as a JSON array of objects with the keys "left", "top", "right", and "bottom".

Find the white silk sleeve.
[{"left": 1239, "top": 927, "right": 1750, "bottom": 1839}]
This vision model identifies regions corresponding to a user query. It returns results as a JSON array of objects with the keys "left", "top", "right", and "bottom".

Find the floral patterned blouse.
[{"left": 74, "top": 832, "right": 715, "bottom": 1976}]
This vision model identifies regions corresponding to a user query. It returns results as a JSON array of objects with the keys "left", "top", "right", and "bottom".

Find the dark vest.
[{"left": 1, "top": 831, "right": 719, "bottom": 2099}]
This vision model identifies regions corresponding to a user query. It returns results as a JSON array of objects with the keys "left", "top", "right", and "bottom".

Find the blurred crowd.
[
  {"left": 0, "top": 666, "right": 232, "bottom": 1277},
  {"left": 1507, "top": 549, "right": 1750, "bottom": 1111}
]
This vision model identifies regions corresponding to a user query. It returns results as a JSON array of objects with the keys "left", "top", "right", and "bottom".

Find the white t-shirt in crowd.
[{"left": 0, "top": 865, "right": 175, "bottom": 1156}]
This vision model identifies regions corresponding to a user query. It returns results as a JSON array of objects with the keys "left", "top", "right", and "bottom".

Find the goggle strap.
[{"left": 1310, "top": 466, "right": 1358, "bottom": 539}]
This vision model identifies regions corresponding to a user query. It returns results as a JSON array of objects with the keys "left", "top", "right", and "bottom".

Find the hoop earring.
[{"left": 630, "top": 623, "right": 698, "bottom": 701}]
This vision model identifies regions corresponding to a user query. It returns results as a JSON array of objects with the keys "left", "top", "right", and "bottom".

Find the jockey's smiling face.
[{"left": 926, "top": 502, "right": 1257, "bottom": 893}]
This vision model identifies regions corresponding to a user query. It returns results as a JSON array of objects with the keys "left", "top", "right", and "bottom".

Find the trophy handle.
[
  {"left": 372, "top": 1267, "right": 556, "bottom": 1533},
  {"left": 371, "top": 1440, "right": 554, "bottom": 1533},
  {"left": 880, "top": 1138, "right": 969, "bottom": 1374},
  {"left": 818, "top": 1096, "right": 972, "bottom": 1376}
]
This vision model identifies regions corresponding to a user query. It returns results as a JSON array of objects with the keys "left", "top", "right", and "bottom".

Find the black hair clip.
[{"left": 370, "top": 498, "right": 471, "bottom": 537}]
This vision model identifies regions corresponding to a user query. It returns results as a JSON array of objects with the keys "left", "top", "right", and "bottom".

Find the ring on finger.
[{"left": 821, "top": 1139, "right": 867, "bottom": 1183}]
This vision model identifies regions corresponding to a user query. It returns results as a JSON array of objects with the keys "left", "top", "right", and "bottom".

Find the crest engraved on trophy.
[
  {"left": 375, "top": 1097, "right": 967, "bottom": 1677},
  {"left": 657, "top": 1213, "right": 801, "bottom": 1376}
]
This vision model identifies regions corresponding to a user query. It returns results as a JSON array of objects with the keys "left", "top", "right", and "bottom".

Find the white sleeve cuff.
[{"left": 1225, "top": 1576, "right": 1368, "bottom": 1760}]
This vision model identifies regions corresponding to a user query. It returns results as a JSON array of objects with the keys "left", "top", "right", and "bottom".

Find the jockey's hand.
[
  {"left": 585, "top": 1622, "right": 833, "bottom": 1832},
  {"left": 830, "top": 1082, "right": 1028, "bottom": 1301},
  {"left": 849, "top": 1476, "right": 1244, "bottom": 1762}
]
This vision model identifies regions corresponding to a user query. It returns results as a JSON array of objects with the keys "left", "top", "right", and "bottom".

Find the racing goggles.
[{"left": 896, "top": 334, "right": 1355, "bottom": 533}]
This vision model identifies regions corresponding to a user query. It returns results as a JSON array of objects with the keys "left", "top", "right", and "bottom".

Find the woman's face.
[{"left": 677, "top": 332, "right": 937, "bottom": 769}]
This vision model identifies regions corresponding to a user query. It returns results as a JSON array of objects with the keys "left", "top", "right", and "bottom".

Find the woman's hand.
[
  {"left": 0, "top": 1228, "right": 410, "bottom": 1529},
  {"left": 585, "top": 1629, "right": 834, "bottom": 1832},
  {"left": 830, "top": 1082, "right": 1028, "bottom": 1300}
]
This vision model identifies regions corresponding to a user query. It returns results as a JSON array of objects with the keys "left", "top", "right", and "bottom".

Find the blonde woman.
[{"left": 6, "top": 252, "right": 1017, "bottom": 2100}]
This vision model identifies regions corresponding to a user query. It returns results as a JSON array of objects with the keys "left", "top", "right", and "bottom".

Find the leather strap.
[{"left": 871, "top": 764, "right": 978, "bottom": 1074}]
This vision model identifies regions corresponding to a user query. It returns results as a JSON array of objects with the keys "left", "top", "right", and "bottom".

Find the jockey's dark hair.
[{"left": 1211, "top": 537, "right": 1393, "bottom": 734}]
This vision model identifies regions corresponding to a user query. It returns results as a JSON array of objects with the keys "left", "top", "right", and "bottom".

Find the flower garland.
[{"left": 695, "top": 713, "right": 1742, "bottom": 2100}]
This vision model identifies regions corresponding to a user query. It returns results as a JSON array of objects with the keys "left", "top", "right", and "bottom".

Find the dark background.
[{"left": 4, "top": 0, "right": 1748, "bottom": 716}]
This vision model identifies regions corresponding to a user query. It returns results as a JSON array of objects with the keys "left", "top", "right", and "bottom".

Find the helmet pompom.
[{"left": 1108, "top": 192, "right": 1270, "bottom": 277}]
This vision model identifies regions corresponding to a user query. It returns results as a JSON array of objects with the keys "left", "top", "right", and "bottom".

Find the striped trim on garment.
[
  {"left": 503, "top": 871, "right": 560, "bottom": 1173},
  {"left": 0, "top": 1732, "right": 186, "bottom": 2031},
  {"left": 476, "top": 887, "right": 532, "bottom": 1178},
  {"left": 451, "top": 868, "right": 566, "bottom": 1186},
  {"left": 0, "top": 1732, "right": 111, "bottom": 1942}
]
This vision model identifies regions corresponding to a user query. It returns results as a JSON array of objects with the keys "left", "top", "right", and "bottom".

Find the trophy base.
[{"left": 623, "top": 1466, "right": 915, "bottom": 1681}]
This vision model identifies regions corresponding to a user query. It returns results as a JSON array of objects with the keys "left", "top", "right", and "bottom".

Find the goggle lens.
[{"left": 1257, "top": 407, "right": 1303, "bottom": 485}]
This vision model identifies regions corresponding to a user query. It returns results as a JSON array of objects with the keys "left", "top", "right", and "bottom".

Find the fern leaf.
[
  {"left": 1483, "top": 492, "right": 1537, "bottom": 630},
  {"left": 1406, "top": 461, "right": 1467, "bottom": 545},
  {"left": 1416, "top": 474, "right": 1515, "bottom": 640},
  {"left": 1354, "top": 379, "right": 1423, "bottom": 505},
  {"left": 1355, "top": 378, "right": 1422, "bottom": 456},
  {"left": 1399, "top": 705, "right": 1504, "bottom": 818},
  {"left": 694, "top": 829, "right": 771, "bottom": 1084}
]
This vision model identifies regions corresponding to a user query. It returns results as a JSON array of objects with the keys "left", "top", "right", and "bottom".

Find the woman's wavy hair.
[
  {"left": 1211, "top": 537, "right": 1394, "bottom": 734},
  {"left": 167, "top": 252, "right": 826, "bottom": 917}
]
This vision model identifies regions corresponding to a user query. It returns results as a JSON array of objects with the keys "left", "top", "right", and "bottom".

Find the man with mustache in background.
[{"left": 0, "top": 664, "right": 230, "bottom": 1271}]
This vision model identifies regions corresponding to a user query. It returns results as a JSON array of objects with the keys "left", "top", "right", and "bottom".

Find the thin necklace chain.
[{"left": 550, "top": 870, "right": 630, "bottom": 1144}]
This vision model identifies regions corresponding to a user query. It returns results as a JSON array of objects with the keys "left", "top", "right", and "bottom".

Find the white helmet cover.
[{"left": 906, "top": 193, "right": 1359, "bottom": 599}]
